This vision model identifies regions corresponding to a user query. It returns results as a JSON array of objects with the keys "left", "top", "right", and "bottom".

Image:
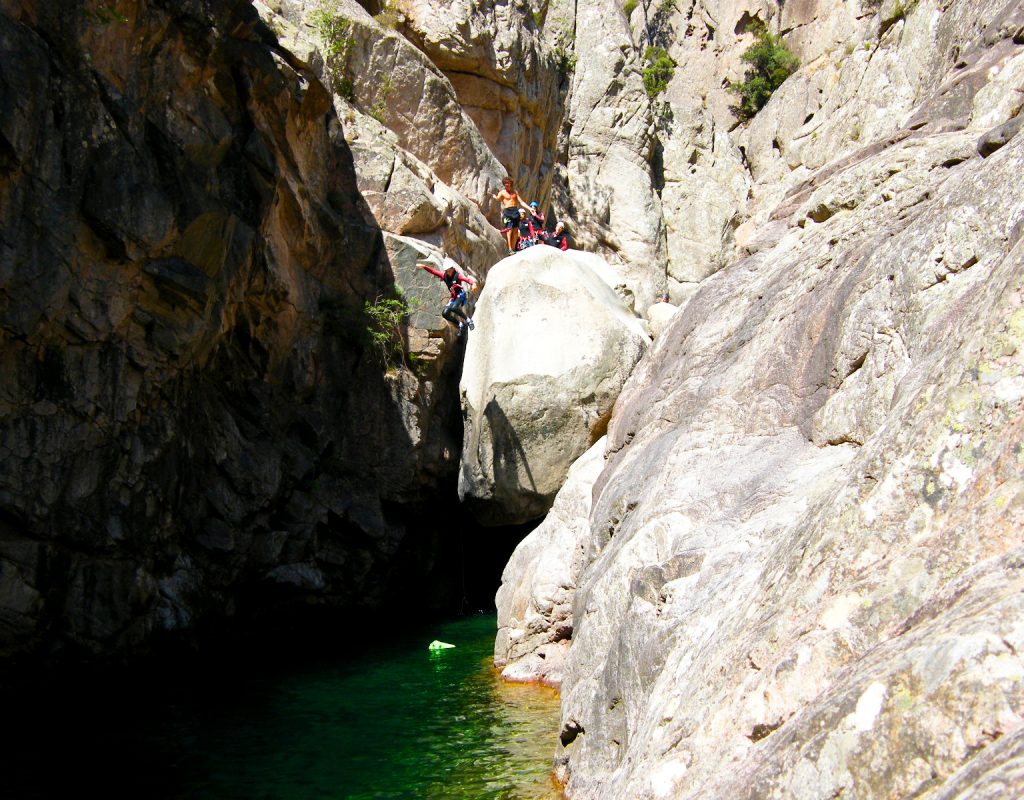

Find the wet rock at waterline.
[{"left": 459, "top": 248, "right": 648, "bottom": 526}]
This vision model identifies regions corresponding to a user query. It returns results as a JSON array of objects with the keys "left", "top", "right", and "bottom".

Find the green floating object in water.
[{"left": 428, "top": 640, "right": 455, "bottom": 651}]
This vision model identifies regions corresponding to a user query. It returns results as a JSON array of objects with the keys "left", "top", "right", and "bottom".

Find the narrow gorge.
[{"left": 1, "top": 0, "right": 1022, "bottom": 797}]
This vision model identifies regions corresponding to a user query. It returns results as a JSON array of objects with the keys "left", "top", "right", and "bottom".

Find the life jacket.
[{"left": 442, "top": 271, "right": 461, "bottom": 291}]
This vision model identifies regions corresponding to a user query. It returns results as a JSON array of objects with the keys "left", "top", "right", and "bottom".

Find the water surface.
[
  {"left": 175, "top": 613, "right": 563, "bottom": 799},
  {"left": 5, "top": 614, "right": 562, "bottom": 799}
]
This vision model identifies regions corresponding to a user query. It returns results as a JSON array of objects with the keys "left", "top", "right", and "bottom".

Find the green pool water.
[
  {"left": 169, "top": 613, "right": 562, "bottom": 799},
  {"left": 4, "top": 613, "right": 563, "bottom": 798}
]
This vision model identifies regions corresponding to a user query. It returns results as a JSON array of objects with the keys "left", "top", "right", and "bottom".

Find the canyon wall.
[
  {"left": 0, "top": 0, "right": 475, "bottom": 660},
  {"left": 497, "top": 0, "right": 1024, "bottom": 797},
  {"left": 3, "top": 3, "right": 1023, "bottom": 797}
]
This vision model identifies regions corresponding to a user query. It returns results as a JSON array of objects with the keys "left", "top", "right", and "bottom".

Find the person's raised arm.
[{"left": 417, "top": 261, "right": 444, "bottom": 279}]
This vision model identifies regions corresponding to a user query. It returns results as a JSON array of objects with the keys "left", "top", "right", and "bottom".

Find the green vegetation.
[
  {"left": 312, "top": 2, "right": 355, "bottom": 98},
  {"left": 728, "top": 22, "right": 799, "bottom": 121},
  {"left": 364, "top": 294, "right": 411, "bottom": 371},
  {"left": 881, "top": 0, "right": 917, "bottom": 31},
  {"left": 642, "top": 45, "right": 675, "bottom": 98},
  {"left": 623, "top": 0, "right": 638, "bottom": 17},
  {"left": 312, "top": 2, "right": 352, "bottom": 61},
  {"left": 321, "top": 289, "right": 421, "bottom": 374},
  {"left": 553, "top": 46, "right": 577, "bottom": 80},
  {"left": 368, "top": 74, "right": 394, "bottom": 124},
  {"left": 374, "top": 0, "right": 401, "bottom": 29}
]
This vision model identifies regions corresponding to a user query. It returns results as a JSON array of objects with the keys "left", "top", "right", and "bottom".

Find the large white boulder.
[{"left": 459, "top": 246, "right": 649, "bottom": 525}]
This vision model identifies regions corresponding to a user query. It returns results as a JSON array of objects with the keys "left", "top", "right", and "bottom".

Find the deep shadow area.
[
  {"left": 0, "top": 607, "right": 554, "bottom": 800},
  {"left": 446, "top": 513, "right": 539, "bottom": 615},
  {"left": 0, "top": 504, "right": 540, "bottom": 799},
  {"left": 485, "top": 398, "right": 538, "bottom": 497}
]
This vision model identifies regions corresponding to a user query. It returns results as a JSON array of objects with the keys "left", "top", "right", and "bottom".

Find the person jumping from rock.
[
  {"left": 492, "top": 177, "right": 533, "bottom": 255},
  {"left": 418, "top": 257, "right": 477, "bottom": 335}
]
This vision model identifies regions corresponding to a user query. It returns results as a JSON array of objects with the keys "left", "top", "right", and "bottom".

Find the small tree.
[
  {"left": 312, "top": 2, "right": 355, "bottom": 100},
  {"left": 729, "top": 23, "right": 799, "bottom": 121},
  {"left": 642, "top": 46, "right": 675, "bottom": 98},
  {"left": 364, "top": 294, "right": 410, "bottom": 371}
]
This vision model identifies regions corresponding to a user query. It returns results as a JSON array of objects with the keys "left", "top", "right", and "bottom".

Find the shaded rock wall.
[{"left": 0, "top": 0, "right": 463, "bottom": 660}]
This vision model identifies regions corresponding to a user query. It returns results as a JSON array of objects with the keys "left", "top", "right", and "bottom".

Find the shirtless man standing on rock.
[{"left": 493, "top": 177, "right": 533, "bottom": 255}]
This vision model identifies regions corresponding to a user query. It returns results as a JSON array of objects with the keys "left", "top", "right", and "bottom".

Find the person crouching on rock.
[
  {"left": 545, "top": 220, "right": 570, "bottom": 251},
  {"left": 418, "top": 259, "right": 477, "bottom": 335},
  {"left": 492, "top": 177, "right": 533, "bottom": 255}
]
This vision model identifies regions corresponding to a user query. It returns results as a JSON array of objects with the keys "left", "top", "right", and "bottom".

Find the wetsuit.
[
  {"left": 420, "top": 262, "right": 475, "bottom": 326},
  {"left": 517, "top": 213, "right": 534, "bottom": 247},
  {"left": 547, "top": 231, "right": 569, "bottom": 251}
]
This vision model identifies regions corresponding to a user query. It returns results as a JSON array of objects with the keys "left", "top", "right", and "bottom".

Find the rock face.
[
  {"left": 492, "top": 1, "right": 1024, "bottom": 797},
  {"left": 459, "top": 246, "right": 648, "bottom": 526},
  {"left": 494, "top": 438, "right": 605, "bottom": 688},
  {"left": 0, "top": 0, "right": 467, "bottom": 659},
  {"left": 399, "top": 0, "right": 563, "bottom": 202},
  {"left": 553, "top": 0, "right": 668, "bottom": 310},
  {"left": 644, "top": 300, "right": 678, "bottom": 339},
  {"left": 255, "top": 0, "right": 513, "bottom": 274}
]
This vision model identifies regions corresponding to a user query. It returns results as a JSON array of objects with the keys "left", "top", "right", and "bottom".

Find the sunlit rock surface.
[
  {"left": 494, "top": 439, "right": 606, "bottom": 688},
  {"left": 544, "top": 1, "right": 1024, "bottom": 793},
  {"left": 549, "top": 0, "right": 669, "bottom": 310}
]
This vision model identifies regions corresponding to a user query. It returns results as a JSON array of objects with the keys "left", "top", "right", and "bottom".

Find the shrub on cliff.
[
  {"left": 729, "top": 23, "right": 799, "bottom": 121},
  {"left": 642, "top": 46, "right": 675, "bottom": 98},
  {"left": 364, "top": 294, "right": 412, "bottom": 372},
  {"left": 312, "top": 2, "right": 355, "bottom": 100}
]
